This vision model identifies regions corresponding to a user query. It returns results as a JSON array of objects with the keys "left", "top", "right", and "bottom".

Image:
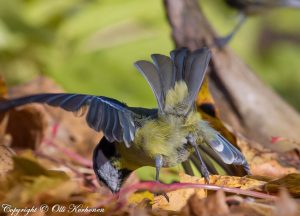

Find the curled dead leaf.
[
  {"left": 236, "top": 135, "right": 298, "bottom": 178},
  {"left": 181, "top": 190, "right": 229, "bottom": 216},
  {"left": 274, "top": 188, "right": 300, "bottom": 216},
  {"left": 6, "top": 105, "right": 47, "bottom": 150},
  {"left": 7, "top": 76, "right": 101, "bottom": 159},
  {"left": 264, "top": 173, "right": 300, "bottom": 197}
]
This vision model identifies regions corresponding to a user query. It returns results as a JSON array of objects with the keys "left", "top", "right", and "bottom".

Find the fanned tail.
[{"left": 134, "top": 48, "right": 211, "bottom": 115}]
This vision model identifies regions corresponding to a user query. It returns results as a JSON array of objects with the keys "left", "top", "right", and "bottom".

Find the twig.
[{"left": 95, "top": 181, "right": 277, "bottom": 208}]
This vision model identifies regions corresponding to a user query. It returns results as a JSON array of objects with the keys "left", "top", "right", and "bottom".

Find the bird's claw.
[{"left": 155, "top": 192, "right": 170, "bottom": 202}]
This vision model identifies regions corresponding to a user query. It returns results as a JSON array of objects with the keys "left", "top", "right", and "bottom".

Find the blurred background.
[{"left": 0, "top": 0, "right": 299, "bottom": 110}]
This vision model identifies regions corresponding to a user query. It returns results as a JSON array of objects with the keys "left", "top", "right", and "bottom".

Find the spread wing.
[
  {"left": 0, "top": 93, "right": 147, "bottom": 147},
  {"left": 198, "top": 121, "right": 250, "bottom": 173}
]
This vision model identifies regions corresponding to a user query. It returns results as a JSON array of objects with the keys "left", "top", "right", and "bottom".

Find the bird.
[
  {"left": 0, "top": 48, "right": 250, "bottom": 193},
  {"left": 216, "top": 0, "right": 300, "bottom": 47}
]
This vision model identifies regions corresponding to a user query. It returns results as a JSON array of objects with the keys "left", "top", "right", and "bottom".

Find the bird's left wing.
[{"left": 0, "top": 93, "right": 138, "bottom": 147}]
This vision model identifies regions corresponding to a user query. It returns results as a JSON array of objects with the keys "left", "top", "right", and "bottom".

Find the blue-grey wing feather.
[
  {"left": 199, "top": 121, "right": 248, "bottom": 166},
  {"left": 0, "top": 93, "right": 136, "bottom": 146}
]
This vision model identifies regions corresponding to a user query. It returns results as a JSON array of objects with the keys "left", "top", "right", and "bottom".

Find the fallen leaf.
[
  {"left": 128, "top": 191, "right": 153, "bottom": 206},
  {"left": 0, "top": 143, "right": 15, "bottom": 176},
  {"left": 6, "top": 105, "right": 47, "bottom": 150},
  {"left": 274, "top": 188, "right": 300, "bottom": 216},
  {"left": 197, "top": 77, "right": 218, "bottom": 116},
  {"left": 153, "top": 173, "right": 266, "bottom": 212},
  {"left": 152, "top": 173, "right": 207, "bottom": 211},
  {"left": 153, "top": 187, "right": 203, "bottom": 211},
  {"left": 8, "top": 76, "right": 101, "bottom": 159},
  {"left": 208, "top": 175, "right": 266, "bottom": 190},
  {"left": 181, "top": 190, "right": 229, "bottom": 216},
  {"left": 12, "top": 155, "right": 69, "bottom": 179},
  {"left": 236, "top": 135, "right": 298, "bottom": 178},
  {"left": 264, "top": 173, "right": 300, "bottom": 197},
  {"left": 0, "top": 153, "right": 85, "bottom": 206}
]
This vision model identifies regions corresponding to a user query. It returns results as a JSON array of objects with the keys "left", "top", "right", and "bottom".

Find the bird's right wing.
[
  {"left": 198, "top": 121, "right": 250, "bottom": 173},
  {"left": 0, "top": 93, "right": 141, "bottom": 147}
]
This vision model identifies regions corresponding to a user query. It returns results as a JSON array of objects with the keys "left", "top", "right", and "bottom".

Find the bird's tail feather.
[{"left": 134, "top": 48, "right": 211, "bottom": 114}]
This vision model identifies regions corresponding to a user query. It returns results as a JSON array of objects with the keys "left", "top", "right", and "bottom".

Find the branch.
[{"left": 164, "top": 0, "right": 300, "bottom": 152}]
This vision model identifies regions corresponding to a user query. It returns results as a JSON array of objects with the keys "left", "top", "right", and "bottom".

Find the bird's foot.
[{"left": 155, "top": 192, "right": 170, "bottom": 202}]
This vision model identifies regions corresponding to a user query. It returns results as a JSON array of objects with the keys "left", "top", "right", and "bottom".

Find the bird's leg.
[
  {"left": 155, "top": 155, "right": 163, "bottom": 182},
  {"left": 187, "top": 135, "right": 210, "bottom": 183},
  {"left": 155, "top": 155, "right": 169, "bottom": 202},
  {"left": 214, "top": 12, "right": 246, "bottom": 48}
]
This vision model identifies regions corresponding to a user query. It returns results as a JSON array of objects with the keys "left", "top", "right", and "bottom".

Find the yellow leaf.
[
  {"left": 208, "top": 175, "right": 266, "bottom": 190},
  {"left": 196, "top": 77, "right": 216, "bottom": 107},
  {"left": 128, "top": 191, "right": 154, "bottom": 205},
  {"left": 12, "top": 156, "right": 69, "bottom": 179},
  {"left": 153, "top": 173, "right": 207, "bottom": 211}
]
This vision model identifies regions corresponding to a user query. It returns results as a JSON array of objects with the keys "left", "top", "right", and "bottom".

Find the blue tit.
[{"left": 0, "top": 48, "right": 250, "bottom": 193}]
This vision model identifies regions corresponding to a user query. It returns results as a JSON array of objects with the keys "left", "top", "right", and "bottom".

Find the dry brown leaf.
[
  {"left": 153, "top": 173, "right": 266, "bottom": 212},
  {"left": 0, "top": 143, "right": 15, "bottom": 176},
  {"left": 1, "top": 77, "right": 47, "bottom": 150},
  {"left": 181, "top": 173, "right": 266, "bottom": 190},
  {"left": 0, "top": 153, "right": 90, "bottom": 207},
  {"left": 229, "top": 202, "right": 274, "bottom": 216},
  {"left": 264, "top": 173, "right": 300, "bottom": 197},
  {"left": 8, "top": 76, "right": 101, "bottom": 159},
  {"left": 181, "top": 190, "right": 229, "bottom": 216},
  {"left": 237, "top": 135, "right": 298, "bottom": 178},
  {"left": 6, "top": 105, "right": 47, "bottom": 150},
  {"left": 153, "top": 187, "right": 203, "bottom": 212},
  {"left": 208, "top": 175, "right": 266, "bottom": 190},
  {"left": 279, "top": 150, "right": 300, "bottom": 170},
  {"left": 274, "top": 188, "right": 300, "bottom": 216},
  {"left": 152, "top": 173, "right": 207, "bottom": 211}
]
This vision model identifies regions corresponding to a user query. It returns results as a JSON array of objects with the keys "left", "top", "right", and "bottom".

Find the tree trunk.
[{"left": 163, "top": 0, "right": 300, "bottom": 151}]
